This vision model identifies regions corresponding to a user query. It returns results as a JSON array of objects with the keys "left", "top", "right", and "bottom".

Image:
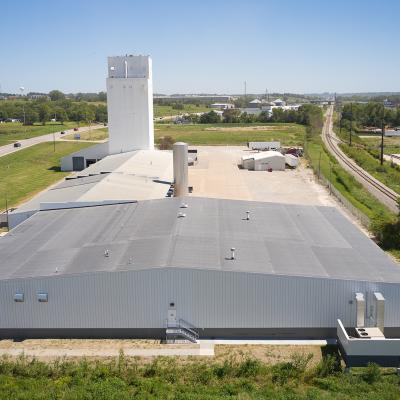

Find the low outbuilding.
[{"left": 241, "top": 151, "right": 285, "bottom": 171}]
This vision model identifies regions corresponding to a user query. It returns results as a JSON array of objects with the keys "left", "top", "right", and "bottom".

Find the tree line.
[
  {"left": 0, "top": 95, "right": 107, "bottom": 125},
  {"left": 339, "top": 102, "right": 400, "bottom": 130},
  {"left": 182, "top": 104, "right": 323, "bottom": 127}
]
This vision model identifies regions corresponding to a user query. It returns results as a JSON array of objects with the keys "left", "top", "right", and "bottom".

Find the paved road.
[
  {"left": 322, "top": 106, "right": 399, "bottom": 213},
  {"left": 0, "top": 124, "right": 104, "bottom": 158}
]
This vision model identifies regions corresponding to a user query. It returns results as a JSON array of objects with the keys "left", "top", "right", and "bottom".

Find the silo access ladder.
[{"left": 165, "top": 319, "right": 199, "bottom": 343}]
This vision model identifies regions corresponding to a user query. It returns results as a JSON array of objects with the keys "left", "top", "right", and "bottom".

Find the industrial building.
[
  {"left": 9, "top": 54, "right": 172, "bottom": 229},
  {"left": 3, "top": 55, "right": 400, "bottom": 366},
  {"left": 242, "top": 151, "right": 286, "bottom": 171},
  {"left": 8, "top": 149, "right": 173, "bottom": 229},
  {"left": 1, "top": 196, "right": 400, "bottom": 345},
  {"left": 61, "top": 55, "right": 154, "bottom": 171}
]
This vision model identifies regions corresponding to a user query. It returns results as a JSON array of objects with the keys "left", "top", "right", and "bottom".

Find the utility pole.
[
  {"left": 349, "top": 102, "right": 353, "bottom": 147},
  {"left": 244, "top": 81, "right": 247, "bottom": 100},
  {"left": 19, "top": 87, "right": 26, "bottom": 129},
  {"left": 318, "top": 151, "right": 322, "bottom": 180},
  {"left": 380, "top": 103, "right": 385, "bottom": 165},
  {"left": 5, "top": 196, "right": 9, "bottom": 232}
]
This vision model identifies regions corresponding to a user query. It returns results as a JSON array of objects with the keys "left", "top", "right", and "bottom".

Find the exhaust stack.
[{"left": 173, "top": 142, "right": 188, "bottom": 197}]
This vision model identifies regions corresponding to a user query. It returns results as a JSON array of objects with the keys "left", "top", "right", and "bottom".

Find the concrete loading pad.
[{"left": 189, "top": 146, "right": 333, "bottom": 206}]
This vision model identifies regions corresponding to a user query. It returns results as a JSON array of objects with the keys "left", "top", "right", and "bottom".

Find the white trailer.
[
  {"left": 285, "top": 154, "right": 299, "bottom": 168},
  {"left": 248, "top": 141, "right": 281, "bottom": 151}
]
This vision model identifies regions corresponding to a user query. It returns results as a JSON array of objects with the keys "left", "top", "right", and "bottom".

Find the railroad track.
[{"left": 322, "top": 107, "right": 399, "bottom": 211}]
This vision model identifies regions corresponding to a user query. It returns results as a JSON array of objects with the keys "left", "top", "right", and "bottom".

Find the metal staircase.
[{"left": 166, "top": 318, "right": 199, "bottom": 343}]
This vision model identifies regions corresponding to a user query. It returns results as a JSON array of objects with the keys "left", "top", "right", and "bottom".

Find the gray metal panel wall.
[{"left": 0, "top": 268, "right": 399, "bottom": 330}]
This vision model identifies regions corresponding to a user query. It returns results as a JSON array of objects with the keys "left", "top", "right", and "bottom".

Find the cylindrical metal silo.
[{"left": 173, "top": 142, "right": 188, "bottom": 197}]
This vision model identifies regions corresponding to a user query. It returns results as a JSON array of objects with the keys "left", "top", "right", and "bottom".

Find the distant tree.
[
  {"left": 222, "top": 109, "right": 241, "bottom": 123},
  {"left": 172, "top": 102, "right": 184, "bottom": 110},
  {"left": 257, "top": 111, "right": 271, "bottom": 123},
  {"left": 38, "top": 104, "right": 50, "bottom": 125},
  {"left": 23, "top": 107, "right": 39, "bottom": 125},
  {"left": 98, "top": 91, "right": 107, "bottom": 102},
  {"left": 49, "top": 90, "right": 65, "bottom": 101},
  {"left": 158, "top": 136, "right": 174, "bottom": 150},
  {"left": 239, "top": 112, "right": 256, "bottom": 123},
  {"left": 0, "top": 108, "right": 8, "bottom": 120},
  {"left": 95, "top": 104, "right": 107, "bottom": 123},
  {"left": 200, "top": 111, "right": 221, "bottom": 124},
  {"left": 54, "top": 107, "right": 68, "bottom": 124}
]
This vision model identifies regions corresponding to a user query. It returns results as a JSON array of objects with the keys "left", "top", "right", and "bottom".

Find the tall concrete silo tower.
[{"left": 106, "top": 55, "right": 154, "bottom": 154}]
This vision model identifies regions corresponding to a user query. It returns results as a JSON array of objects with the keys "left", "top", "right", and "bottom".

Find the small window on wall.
[
  {"left": 37, "top": 292, "right": 48, "bottom": 302},
  {"left": 14, "top": 292, "right": 24, "bottom": 302}
]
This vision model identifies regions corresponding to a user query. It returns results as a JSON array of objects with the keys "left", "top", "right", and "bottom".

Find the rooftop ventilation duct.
[
  {"left": 374, "top": 292, "right": 385, "bottom": 333},
  {"left": 355, "top": 292, "right": 365, "bottom": 328},
  {"left": 173, "top": 142, "right": 188, "bottom": 197}
]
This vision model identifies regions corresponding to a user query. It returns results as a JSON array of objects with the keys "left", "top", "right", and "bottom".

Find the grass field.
[
  {"left": 306, "top": 136, "right": 394, "bottom": 220},
  {"left": 63, "top": 123, "right": 306, "bottom": 146},
  {"left": 0, "top": 121, "right": 76, "bottom": 145},
  {"left": 332, "top": 121, "right": 400, "bottom": 196},
  {"left": 63, "top": 127, "right": 108, "bottom": 141},
  {"left": 339, "top": 142, "right": 400, "bottom": 195},
  {"left": 154, "top": 104, "right": 209, "bottom": 117},
  {"left": 360, "top": 135, "right": 400, "bottom": 155},
  {"left": 155, "top": 123, "right": 305, "bottom": 145},
  {"left": 0, "top": 142, "right": 92, "bottom": 211},
  {"left": 0, "top": 352, "right": 398, "bottom": 399}
]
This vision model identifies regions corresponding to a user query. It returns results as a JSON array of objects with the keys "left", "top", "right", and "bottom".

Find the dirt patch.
[{"left": 205, "top": 126, "right": 283, "bottom": 132}]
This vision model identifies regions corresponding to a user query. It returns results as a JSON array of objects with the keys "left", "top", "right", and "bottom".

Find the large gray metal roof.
[{"left": 1, "top": 197, "right": 400, "bottom": 283}]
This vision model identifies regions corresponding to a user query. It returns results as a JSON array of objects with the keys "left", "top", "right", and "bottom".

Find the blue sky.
[{"left": 1, "top": 0, "right": 399, "bottom": 94}]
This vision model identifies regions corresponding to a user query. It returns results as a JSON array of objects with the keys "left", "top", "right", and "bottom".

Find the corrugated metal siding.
[{"left": 1, "top": 268, "right": 400, "bottom": 330}]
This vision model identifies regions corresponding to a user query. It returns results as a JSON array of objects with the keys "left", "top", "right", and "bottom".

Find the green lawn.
[
  {"left": 155, "top": 122, "right": 305, "bottom": 146},
  {"left": 63, "top": 127, "right": 108, "bottom": 141},
  {"left": 339, "top": 142, "right": 400, "bottom": 195},
  {"left": 0, "top": 353, "right": 399, "bottom": 399},
  {"left": 306, "top": 136, "right": 393, "bottom": 220},
  {"left": 154, "top": 104, "right": 210, "bottom": 117},
  {"left": 64, "top": 123, "right": 306, "bottom": 146},
  {"left": 0, "top": 141, "right": 92, "bottom": 211},
  {"left": 360, "top": 135, "right": 400, "bottom": 155},
  {"left": 0, "top": 121, "right": 77, "bottom": 145},
  {"left": 332, "top": 120, "right": 400, "bottom": 196}
]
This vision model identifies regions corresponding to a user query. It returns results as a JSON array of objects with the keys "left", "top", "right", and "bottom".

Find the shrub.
[
  {"left": 361, "top": 363, "right": 381, "bottom": 384},
  {"left": 313, "top": 355, "right": 341, "bottom": 378},
  {"left": 158, "top": 135, "right": 174, "bottom": 150},
  {"left": 271, "top": 353, "right": 313, "bottom": 385},
  {"left": 237, "top": 358, "right": 261, "bottom": 378}
]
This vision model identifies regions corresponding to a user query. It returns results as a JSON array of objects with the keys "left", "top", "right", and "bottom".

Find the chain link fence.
[{"left": 312, "top": 167, "right": 371, "bottom": 228}]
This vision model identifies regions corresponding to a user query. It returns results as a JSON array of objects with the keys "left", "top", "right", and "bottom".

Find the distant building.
[
  {"left": 248, "top": 99, "right": 262, "bottom": 108},
  {"left": 28, "top": 93, "right": 49, "bottom": 100},
  {"left": 271, "top": 98, "right": 286, "bottom": 107},
  {"left": 210, "top": 103, "right": 235, "bottom": 110},
  {"left": 154, "top": 95, "right": 234, "bottom": 103},
  {"left": 241, "top": 150, "right": 286, "bottom": 171}
]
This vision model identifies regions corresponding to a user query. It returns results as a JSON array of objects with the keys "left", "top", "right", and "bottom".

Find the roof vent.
[
  {"left": 14, "top": 292, "right": 24, "bottom": 302},
  {"left": 230, "top": 247, "right": 236, "bottom": 260},
  {"left": 37, "top": 292, "right": 48, "bottom": 302},
  {"left": 180, "top": 203, "right": 188, "bottom": 208},
  {"left": 178, "top": 212, "right": 186, "bottom": 218},
  {"left": 104, "top": 249, "right": 110, "bottom": 257},
  {"left": 246, "top": 211, "right": 250, "bottom": 221}
]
